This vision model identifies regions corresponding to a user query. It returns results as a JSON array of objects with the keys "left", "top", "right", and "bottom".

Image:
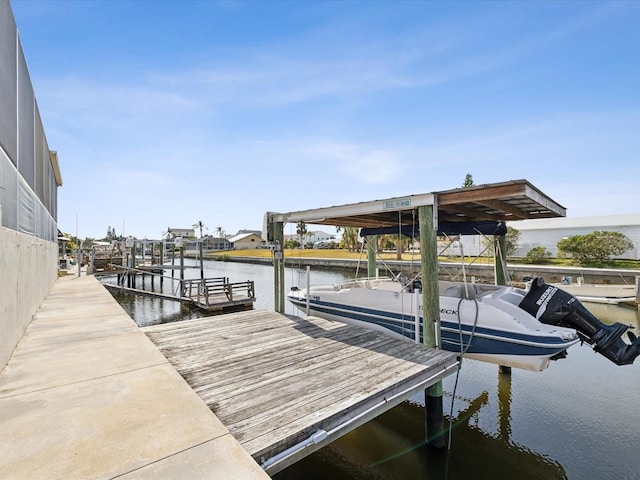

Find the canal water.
[{"left": 104, "top": 260, "right": 640, "bottom": 480}]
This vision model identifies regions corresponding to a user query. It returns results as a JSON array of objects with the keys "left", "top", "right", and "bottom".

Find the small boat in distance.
[{"left": 288, "top": 277, "right": 640, "bottom": 372}]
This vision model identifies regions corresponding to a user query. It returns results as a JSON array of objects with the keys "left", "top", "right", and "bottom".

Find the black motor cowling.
[{"left": 519, "top": 278, "right": 640, "bottom": 366}]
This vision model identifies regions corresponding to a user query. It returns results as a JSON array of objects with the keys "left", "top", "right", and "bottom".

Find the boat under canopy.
[{"left": 288, "top": 277, "right": 640, "bottom": 371}]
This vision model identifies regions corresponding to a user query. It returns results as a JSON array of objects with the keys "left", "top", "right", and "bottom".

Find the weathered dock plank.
[{"left": 143, "top": 310, "right": 458, "bottom": 475}]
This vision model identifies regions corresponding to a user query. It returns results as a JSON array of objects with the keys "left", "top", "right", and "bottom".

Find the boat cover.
[{"left": 360, "top": 220, "right": 507, "bottom": 238}]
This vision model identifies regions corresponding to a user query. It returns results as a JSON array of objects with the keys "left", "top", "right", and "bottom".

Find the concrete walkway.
[{"left": 0, "top": 274, "right": 270, "bottom": 479}]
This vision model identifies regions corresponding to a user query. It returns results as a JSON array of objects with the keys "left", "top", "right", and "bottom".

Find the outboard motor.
[{"left": 519, "top": 278, "right": 640, "bottom": 366}]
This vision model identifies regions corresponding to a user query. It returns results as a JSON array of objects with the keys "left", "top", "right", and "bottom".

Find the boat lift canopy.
[
  {"left": 266, "top": 179, "right": 566, "bottom": 231},
  {"left": 264, "top": 178, "right": 568, "bottom": 459}
]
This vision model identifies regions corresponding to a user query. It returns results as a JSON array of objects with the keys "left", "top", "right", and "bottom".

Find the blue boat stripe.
[{"left": 288, "top": 296, "right": 577, "bottom": 356}]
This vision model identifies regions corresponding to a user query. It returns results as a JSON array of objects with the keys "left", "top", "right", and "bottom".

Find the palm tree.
[
  {"left": 296, "top": 221, "right": 308, "bottom": 248},
  {"left": 162, "top": 227, "right": 174, "bottom": 240},
  {"left": 193, "top": 220, "right": 207, "bottom": 238},
  {"left": 215, "top": 226, "right": 225, "bottom": 238},
  {"left": 337, "top": 226, "right": 359, "bottom": 252}
]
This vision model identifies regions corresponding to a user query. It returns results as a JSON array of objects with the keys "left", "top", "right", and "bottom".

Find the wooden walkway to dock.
[{"left": 143, "top": 310, "right": 459, "bottom": 475}]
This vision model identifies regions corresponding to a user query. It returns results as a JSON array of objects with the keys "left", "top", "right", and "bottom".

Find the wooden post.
[
  {"left": 180, "top": 245, "right": 185, "bottom": 284},
  {"left": 273, "top": 222, "right": 285, "bottom": 313},
  {"left": 199, "top": 240, "right": 204, "bottom": 280},
  {"left": 418, "top": 205, "right": 445, "bottom": 448},
  {"left": 494, "top": 235, "right": 508, "bottom": 287},
  {"left": 635, "top": 276, "right": 640, "bottom": 310},
  {"left": 366, "top": 235, "right": 377, "bottom": 278},
  {"left": 89, "top": 250, "right": 94, "bottom": 275},
  {"left": 130, "top": 242, "right": 136, "bottom": 269},
  {"left": 494, "top": 234, "right": 511, "bottom": 374},
  {"left": 130, "top": 242, "right": 136, "bottom": 288}
]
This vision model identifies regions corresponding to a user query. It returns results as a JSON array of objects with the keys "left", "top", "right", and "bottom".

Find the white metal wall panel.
[
  {"left": 17, "top": 40, "right": 35, "bottom": 188},
  {"left": 34, "top": 103, "right": 46, "bottom": 205},
  {"left": 0, "top": 2, "right": 58, "bottom": 242},
  {"left": 0, "top": 152, "right": 18, "bottom": 230},
  {"left": 0, "top": 1, "right": 18, "bottom": 164},
  {"left": 17, "top": 175, "right": 36, "bottom": 235}
]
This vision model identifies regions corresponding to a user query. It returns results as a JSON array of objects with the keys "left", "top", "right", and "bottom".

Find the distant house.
[
  {"left": 228, "top": 232, "right": 264, "bottom": 250},
  {"left": 235, "top": 229, "right": 262, "bottom": 236},
  {"left": 202, "top": 236, "right": 232, "bottom": 251},
  {"left": 170, "top": 228, "right": 195, "bottom": 238},
  {"left": 284, "top": 230, "right": 336, "bottom": 246}
]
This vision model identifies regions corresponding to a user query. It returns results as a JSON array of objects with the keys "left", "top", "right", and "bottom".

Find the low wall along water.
[{"left": 0, "top": 227, "right": 58, "bottom": 371}]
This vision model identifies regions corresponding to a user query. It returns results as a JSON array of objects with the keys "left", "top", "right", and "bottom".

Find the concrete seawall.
[{"left": 0, "top": 227, "right": 57, "bottom": 372}]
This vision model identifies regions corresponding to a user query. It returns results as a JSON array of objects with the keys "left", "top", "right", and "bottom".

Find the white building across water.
[
  {"left": 439, "top": 214, "right": 640, "bottom": 260},
  {"left": 512, "top": 213, "right": 640, "bottom": 259}
]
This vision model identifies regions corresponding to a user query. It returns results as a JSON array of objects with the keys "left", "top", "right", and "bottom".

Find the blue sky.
[{"left": 11, "top": 0, "right": 640, "bottom": 240}]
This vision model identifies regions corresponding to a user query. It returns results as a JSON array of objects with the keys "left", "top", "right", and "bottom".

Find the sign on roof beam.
[{"left": 271, "top": 193, "right": 436, "bottom": 225}]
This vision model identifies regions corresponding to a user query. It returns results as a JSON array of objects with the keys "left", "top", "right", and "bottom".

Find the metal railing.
[{"left": 182, "top": 277, "right": 255, "bottom": 306}]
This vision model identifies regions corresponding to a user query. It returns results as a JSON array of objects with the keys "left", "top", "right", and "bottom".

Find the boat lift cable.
[
  {"left": 354, "top": 237, "right": 365, "bottom": 279},
  {"left": 445, "top": 242, "right": 480, "bottom": 478},
  {"left": 445, "top": 362, "right": 461, "bottom": 480},
  {"left": 360, "top": 236, "right": 397, "bottom": 280},
  {"left": 444, "top": 307, "right": 479, "bottom": 479},
  {"left": 457, "top": 242, "right": 481, "bottom": 357}
]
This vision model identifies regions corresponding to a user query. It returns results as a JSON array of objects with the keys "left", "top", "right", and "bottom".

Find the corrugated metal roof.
[{"left": 270, "top": 179, "right": 566, "bottom": 228}]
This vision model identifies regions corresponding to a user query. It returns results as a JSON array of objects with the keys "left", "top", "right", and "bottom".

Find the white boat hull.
[{"left": 288, "top": 279, "right": 580, "bottom": 372}]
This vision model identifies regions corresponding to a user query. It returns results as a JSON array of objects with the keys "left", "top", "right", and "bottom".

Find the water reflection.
[
  {"left": 276, "top": 383, "right": 566, "bottom": 480},
  {"left": 583, "top": 302, "right": 640, "bottom": 333},
  {"left": 497, "top": 370, "right": 512, "bottom": 440}
]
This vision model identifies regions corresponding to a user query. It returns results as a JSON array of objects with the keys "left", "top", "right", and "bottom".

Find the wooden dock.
[
  {"left": 143, "top": 310, "right": 459, "bottom": 475},
  {"left": 100, "top": 268, "right": 256, "bottom": 313}
]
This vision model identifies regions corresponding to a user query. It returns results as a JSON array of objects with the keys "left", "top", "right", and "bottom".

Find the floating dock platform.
[{"left": 144, "top": 310, "right": 459, "bottom": 475}]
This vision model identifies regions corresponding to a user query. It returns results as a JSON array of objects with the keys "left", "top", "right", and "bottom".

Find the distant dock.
[{"left": 100, "top": 265, "right": 256, "bottom": 312}]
